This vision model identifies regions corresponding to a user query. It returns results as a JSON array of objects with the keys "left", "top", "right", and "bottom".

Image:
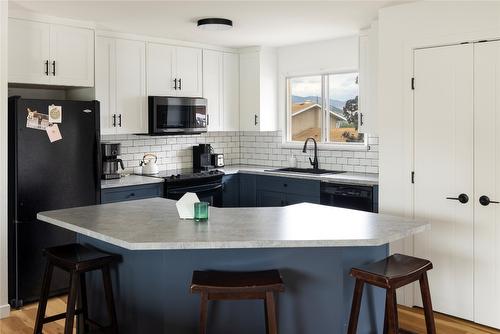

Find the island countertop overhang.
[{"left": 37, "top": 198, "right": 428, "bottom": 251}]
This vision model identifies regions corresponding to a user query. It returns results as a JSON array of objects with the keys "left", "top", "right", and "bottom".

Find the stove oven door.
[{"left": 166, "top": 183, "right": 223, "bottom": 207}]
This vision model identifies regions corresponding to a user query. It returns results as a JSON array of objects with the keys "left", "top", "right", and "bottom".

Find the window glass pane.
[
  {"left": 328, "top": 73, "right": 364, "bottom": 143},
  {"left": 289, "top": 75, "right": 323, "bottom": 142}
]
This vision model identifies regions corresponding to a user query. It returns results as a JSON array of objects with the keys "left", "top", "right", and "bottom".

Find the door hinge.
[
  {"left": 411, "top": 77, "right": 415, "bottom": 90},
  {"left": 411, "top": 171, "right": 415, "bottom": 184}
]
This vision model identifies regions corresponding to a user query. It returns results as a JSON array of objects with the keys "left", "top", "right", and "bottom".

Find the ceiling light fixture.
[{"left": 197, "top": 18, "right": 233, "bottom": 31}]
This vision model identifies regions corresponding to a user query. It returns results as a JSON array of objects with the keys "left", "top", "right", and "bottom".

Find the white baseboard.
[{"left": 0, "top": 303, "right": 10, "bottom": 319}]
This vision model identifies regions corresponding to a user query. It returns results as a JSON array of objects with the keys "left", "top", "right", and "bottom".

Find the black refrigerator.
[{"left": 8, "top": 96, "right": 101, "bottom": 307}]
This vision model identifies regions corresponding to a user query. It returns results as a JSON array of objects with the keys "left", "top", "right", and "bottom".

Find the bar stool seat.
[
  {"left": 347, "top": 254, "right": 436, "bottom": 334},
  {"left": 191, "top": 270, "right": 285, "bottom": 334},
  {"left": 34, "top": 243, "right": 120, "bottom": 334}
]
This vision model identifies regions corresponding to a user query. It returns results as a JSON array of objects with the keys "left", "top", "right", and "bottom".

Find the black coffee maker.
[
  {"left": 101, "top": 142, "right": 125, "bottom": 179},
  {"left": 193, "top": 144, "right": 213, "bottom": 171}
]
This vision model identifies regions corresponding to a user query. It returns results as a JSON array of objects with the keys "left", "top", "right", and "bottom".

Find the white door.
[
  {"left": 413, "top": 44, "right": 474, "bottom": 320},
  {"left": 49, "top": 24, "right": 94, "bottom": 87},
  {"left": 223, "top": 52, "right": 240, "bottom": 131},
  {"left": 115, "top": 39, "right": 147, "bottom": 134},
  {"left": 239, "top": 51, "right": 260, "bottom": 131},
  {"left": 8, "top": 18, "right": 50, "bottom": 85},
  {"left": 95, "top": 36, "right": 117, "bottom": 135},
  {"left": 473, "top": 40, "right": 500, "bottom": 329},
  {"left": 203, "top": 50, "right": 223, "bottom": 131},
  {"left": 175, "top": 46, "right": 202, "bottom": 97},
  {"left": 147, "top": 42, "right": 175, "bottom": 96}
]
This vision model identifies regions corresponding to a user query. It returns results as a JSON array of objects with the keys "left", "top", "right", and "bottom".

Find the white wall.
[
  {"left": 378, "top": 0, "right": 500, "bottom": 305},
  {"left": 277, "top": 36, "right": 359, "bottom": 135},
  {"left": 0, "top": 0, "right": 10, "bottom": 319}
]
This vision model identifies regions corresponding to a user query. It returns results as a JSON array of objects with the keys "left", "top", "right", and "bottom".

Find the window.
[{"left": 287, "top": 72, "right": 364, "bottom": 144}]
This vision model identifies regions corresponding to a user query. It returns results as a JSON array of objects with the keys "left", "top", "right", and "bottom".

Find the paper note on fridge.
[
  {"left": 46, "top": 123, "right": 62, "bottom": 143},
  {"left": 48, "top": 105, "right": 62, "bottom": 123},
  {"left": 26, "top": 110, "right": 49, "bottom": 130}
]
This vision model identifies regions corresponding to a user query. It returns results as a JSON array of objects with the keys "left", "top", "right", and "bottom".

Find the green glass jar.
[{"left": 194, "top": 202, "right": 209, "bottom": 222}]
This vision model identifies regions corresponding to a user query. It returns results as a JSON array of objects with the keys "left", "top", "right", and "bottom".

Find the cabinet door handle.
[
  {"left": 207, "top": 114, "right": 210, "bottom": 126},
  {"left": 479, "top": 195, "right": 499, "bottom": 206},
  {"left": 112, "top": 114, "right": 117, "bottom": 127},
  {"left": 446, "top": 193, "right": 469, "bottom": 204},
  {"left": 178, "top": 78, "right": 182, "bottom": 90},
  {"left": 45, "top": 60, "right": 49, "bottom": 76},
  {"left": 174, "top": 78, "right": 178, "bottom": 90},
  {"left": 52, "top": 61, "right": 56, "bottom": 76},
  {"left": 254, "top": 114, "right": 259, "bottom": 126},
  {"left": 360, "top": 113, "right": 364, "bottom": 126},
  {"left": 118, "top": 114, "right": 122, "bottom": 127}
]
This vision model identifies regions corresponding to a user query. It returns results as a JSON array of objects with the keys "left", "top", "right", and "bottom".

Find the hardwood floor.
[{"left": 0, "top": 299, "right": 498, "bottom": 334}]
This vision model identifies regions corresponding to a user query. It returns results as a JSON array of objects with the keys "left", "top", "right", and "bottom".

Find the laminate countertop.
[
  {"left": 38, "top": 198, "right": 427, "bottom": 251},
  {"left": 101, "top": 175, "right": 164, "bottom": 189}
]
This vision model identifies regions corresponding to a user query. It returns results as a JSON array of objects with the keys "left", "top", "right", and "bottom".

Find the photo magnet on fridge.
[
  {"left": 26, "top": 109, "right": 50, "bottom": 130},
  {"left": 46, "top": 123, "right": 62, "bottom": 143},
  {"left": 48, "top": 104, "right": 62, "bottom": 123}
]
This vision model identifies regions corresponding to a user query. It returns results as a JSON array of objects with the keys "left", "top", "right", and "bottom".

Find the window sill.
[{"left": 280, "top": 142, "right": 370, "bottom": 152}]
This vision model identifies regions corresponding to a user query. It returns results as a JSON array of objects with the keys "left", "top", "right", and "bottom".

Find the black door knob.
[
  {"left": 446, "top": 193, "right": 469, "bottom": 204},
  {"left": 479, "top": 195, "right": 499, "bottom": 206}
]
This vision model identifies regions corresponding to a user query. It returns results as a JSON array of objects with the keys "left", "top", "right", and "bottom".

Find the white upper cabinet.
[
  {"left": 358, "top": 21, "right": 378, "bottom": 135},
  {"left": 223, "top": 52, "right": 239, "bottom": 131},
  {"left": 239, "top": 47, "right": 278, "bottom": 131},
  {"left": 96, "top": 36, "right": 147, "bottom": 135},
  {"left": 202, "top": 50, "right": 240, "bottom": 132},
  {"left": 203, "top": 50, "right": 223, "bottom": 131},
  {"left": 175, "top": 46, "right": 203, "bottom": 97},
  {"left": 147, "top": 43, "right": 202, "bottom": 97},
  {"left": 8, "top": 18, "right": 94, "bottom": 87},
  {"left": 8, "top": 19, "right": 50, "bottom": 85},
  {"left": 49, "top": 24, "right": 94, "bottom": 87},
  {"left": 147, "top": 43, "right": 175, "bottom": 96}
]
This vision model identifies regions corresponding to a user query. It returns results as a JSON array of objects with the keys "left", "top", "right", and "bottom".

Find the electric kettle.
[{"left": 140, "top": 154, "right": 159, "bottom": 175}]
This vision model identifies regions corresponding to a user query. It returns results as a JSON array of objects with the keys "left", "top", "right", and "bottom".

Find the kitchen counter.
[
  {"left": 100, "top": 174, "right": 164, "bottom": 189},
  {"left": 220, "top": 164, "right": 379, "bottom": 186},
  {"left": 38, "top": 198, "right": 425, "bottom": 250},
  {"left": 37, "top": 198, "right": 426, "bottom": 334}
]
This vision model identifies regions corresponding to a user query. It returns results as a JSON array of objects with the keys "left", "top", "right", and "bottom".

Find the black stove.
[{"left": 153, "top": 168, "right": 225, "bottom": 207}]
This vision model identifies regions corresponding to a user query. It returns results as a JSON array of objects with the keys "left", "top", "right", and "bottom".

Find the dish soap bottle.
[{"left": 289, "top": 154, "right": 298, "bottom": 168}]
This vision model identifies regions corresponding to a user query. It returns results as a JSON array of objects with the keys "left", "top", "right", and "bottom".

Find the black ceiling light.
[{"left": 197, "top": 18, "right": 233, "bottom": 31}]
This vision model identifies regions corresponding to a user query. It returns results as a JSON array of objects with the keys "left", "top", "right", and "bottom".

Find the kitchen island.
[{"left": 37, "top": 198, "right": 428, "bottom": 334}]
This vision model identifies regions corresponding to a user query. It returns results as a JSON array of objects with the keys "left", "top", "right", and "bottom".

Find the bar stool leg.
[
  {"left": 347, "top": 279, "right": 365, "bottom": 334},
  {"left": 419, "top": 272, "right": 436, "bottom": 334},
  {"left": 385, "top": 288, "right": 399, "bottom": 334},
  {"left": 102, "top": 265, "right": 119, "bottom": 334},
  {"left": 199, "top": 291, "right": 209, "bottom": 334},
  {"left": 265, "top": 291, "right": 278, "bottom": 334},
  {"left": 79, "top": 272, "right": 90, "bottom": 333},
  {"left": 33, "top": 260, "right": 54, "bottom": 334},
  {"left": 383, "top": 294, "right": 389, "bottom": 334},
  {"left": 65, "top": 271, "right": 80, "bottom": 334}
]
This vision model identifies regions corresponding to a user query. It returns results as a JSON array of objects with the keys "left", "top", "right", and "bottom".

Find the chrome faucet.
[{"left": 302, "top": 137, "right": 319, "bottom": 170}]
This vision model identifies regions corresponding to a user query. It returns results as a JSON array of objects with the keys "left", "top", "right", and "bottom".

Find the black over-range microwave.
[{"left": 148, "top": 96, "right": 207, "bottom": 135}]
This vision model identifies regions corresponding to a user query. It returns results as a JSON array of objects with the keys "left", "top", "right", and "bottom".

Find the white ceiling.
[{"left": 9, "top": 1, "right": 410, "bottom": 48}]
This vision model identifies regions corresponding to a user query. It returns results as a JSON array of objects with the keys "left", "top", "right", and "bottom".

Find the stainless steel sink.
[{"left": 265, "top": 167, "right": 346, "bottom": 175}]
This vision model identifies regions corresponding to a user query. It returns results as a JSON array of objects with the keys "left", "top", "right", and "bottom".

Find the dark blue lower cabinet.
[
  {"left": 239, "top": 174, "right": 257, "bottom": 207},
  {"left": 222, "top": 174, "right": 240, "bottom": 207},
  {"left": 256, "top": 190, "right": 286, "bottom": 207},
  {"left": 286, "top": 192, "right": 320, "bottom": 205},
  {"left": 101, "top": 183, "right": 164, "bottom": 204}
]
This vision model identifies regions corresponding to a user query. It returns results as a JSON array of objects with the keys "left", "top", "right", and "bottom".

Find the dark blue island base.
[{"left": 80, "top": 235, "right": 388, "bottom": 334}]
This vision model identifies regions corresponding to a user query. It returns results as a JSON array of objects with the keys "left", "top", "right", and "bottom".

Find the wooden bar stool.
[
  {"left": 347, "top": 253, "right": 436, "bottom": 334},
  {"left": 34, "top": 243, "right": 120, "bottom": 334},
  {"left": 190, "top": 270, "right": 285, "bottom": 334}
]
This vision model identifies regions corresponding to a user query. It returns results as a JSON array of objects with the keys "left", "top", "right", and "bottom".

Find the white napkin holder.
[{"left": 176, "top": 192, "right": 200, "bottom": 219}]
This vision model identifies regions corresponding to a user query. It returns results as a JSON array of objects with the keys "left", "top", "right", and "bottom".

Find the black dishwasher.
[{"left": 320, "top": 182, "right": 378, "bottom": 213}]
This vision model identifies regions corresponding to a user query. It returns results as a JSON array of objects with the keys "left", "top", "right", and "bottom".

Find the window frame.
[{"left": 285, "top": 70, "right": 368, "bottom": 150}]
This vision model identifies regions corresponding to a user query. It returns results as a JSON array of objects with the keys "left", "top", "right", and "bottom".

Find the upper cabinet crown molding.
[{"left": 8, "top": 17, "right": 94, "bottom": 87}]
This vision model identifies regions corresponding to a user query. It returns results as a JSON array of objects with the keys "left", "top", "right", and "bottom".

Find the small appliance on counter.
[
  {"left": 101, "top": 142, "right": 124, "bottom": 179},
  {"left": 211, "top": 153, "right": 224, "bottom": 167},
  {"left": 193, "top": 144, "right": 214, "bottom": 171},
  {"left": 140, "top": 154, "right": 159, "bottom": 175}
]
